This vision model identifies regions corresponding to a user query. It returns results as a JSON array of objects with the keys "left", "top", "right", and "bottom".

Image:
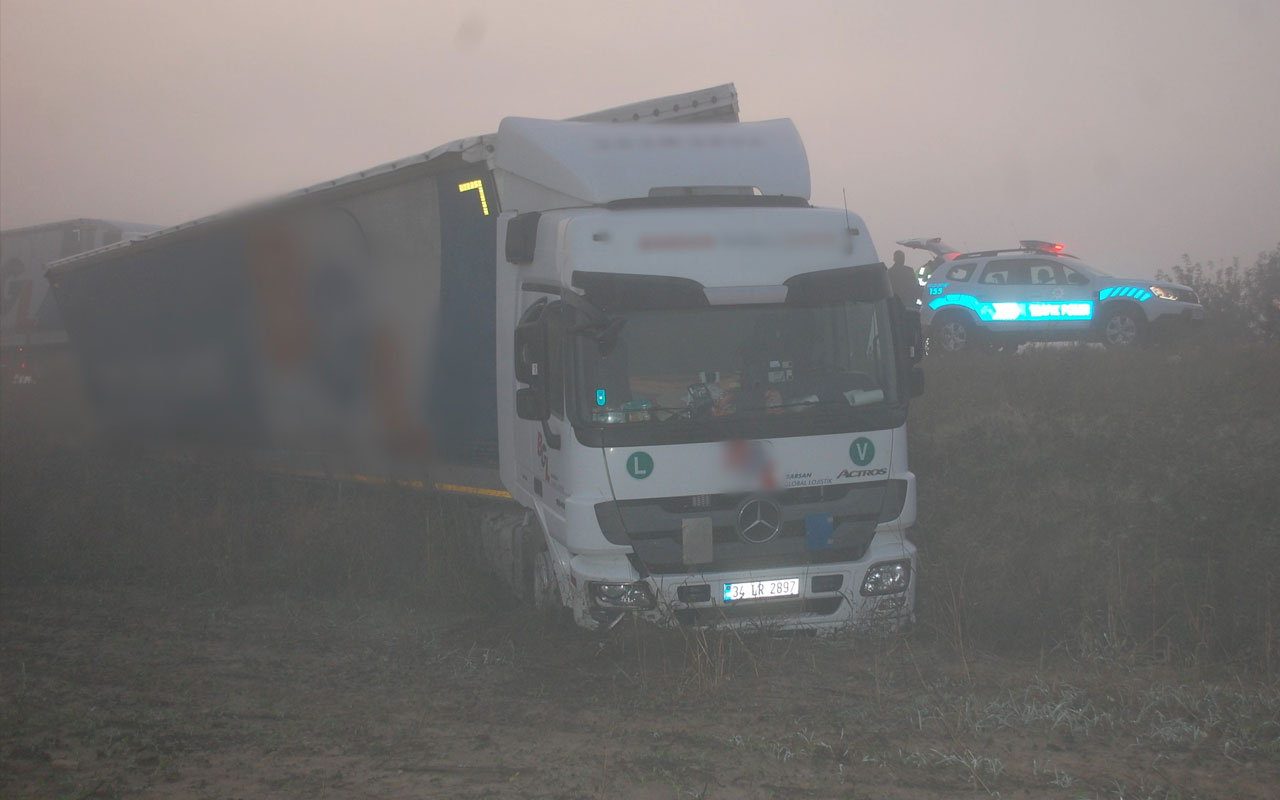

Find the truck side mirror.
[
  {"left": 889, "top": 298, "right": 924, "bottom": 363},
  {"left": 516, "top": 386, "right": 548, "bottom": 421},
  {"left": 515, "top": 320, "right": 546, "bottom": 385},
  {"left": 888, "top": 298, "right": 925, "bottom": 398},
  {"left": 901, "top": 309, "right": 924, "bottom": 364},
  {"left": 514, "top": 319, "right": 550, "bottom": 421}
]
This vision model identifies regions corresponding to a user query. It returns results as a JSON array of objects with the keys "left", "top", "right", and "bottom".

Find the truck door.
[{"left": 975, "top": 258, "right": 1038, "bottom": 333}]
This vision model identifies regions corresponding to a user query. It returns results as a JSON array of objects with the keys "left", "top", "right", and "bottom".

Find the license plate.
[{"left": 723, "top": 578, "right": 800, "bottom": 602}]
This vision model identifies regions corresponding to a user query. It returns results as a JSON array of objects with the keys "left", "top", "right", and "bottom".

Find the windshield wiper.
[
  {"left": 628, "top": 405, "right": 707, "bottom": 421},
  {"left": 609, "top": 405, "right": 731, "bottom": 434}
]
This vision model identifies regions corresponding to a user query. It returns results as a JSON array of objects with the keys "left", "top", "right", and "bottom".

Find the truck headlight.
[
  {"left": 1150, "top": 286, "right": 1178, "bottom": 301},
  {"left": 860, "top": 560, "right": 911, "bottom": 596},
  {"left": 589, "top": 581, "right": 656, "bottom": 609}
]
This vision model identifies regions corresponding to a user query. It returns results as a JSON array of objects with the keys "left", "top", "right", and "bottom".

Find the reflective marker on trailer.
[{"left": 457, "top": 180, "right": 490, "bottom": 215}]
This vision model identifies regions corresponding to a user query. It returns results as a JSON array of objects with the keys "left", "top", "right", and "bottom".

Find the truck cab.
[{"left": 491, "top": 119, "right": 923, "bottom": 631}]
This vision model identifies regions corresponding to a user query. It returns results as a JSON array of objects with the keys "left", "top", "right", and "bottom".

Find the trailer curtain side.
[{"left": 50, "top": 162, "right": 503, "bottom": 491}]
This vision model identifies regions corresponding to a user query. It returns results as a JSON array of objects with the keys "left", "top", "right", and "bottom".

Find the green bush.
[{"left": 1157, "top": 244, "right": 1280, "bottom": 342}]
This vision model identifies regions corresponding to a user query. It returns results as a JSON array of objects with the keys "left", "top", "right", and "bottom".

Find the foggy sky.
[{"left": 1, "top": 0, "right": 1277, "bottom": 277}]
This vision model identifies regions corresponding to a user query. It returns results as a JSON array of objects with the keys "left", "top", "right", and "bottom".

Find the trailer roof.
[
  {"left": 47, "top": 85, "right": 740, "bottom": 277},
  {"left": 2, "top": 218, "right": 160, "bottom": 237},
  {"left": 567, "top": 84, "right": 738, "bottom": 124},
  {"left": 492, "top": 117, "right": 809, "bottom": 209}
]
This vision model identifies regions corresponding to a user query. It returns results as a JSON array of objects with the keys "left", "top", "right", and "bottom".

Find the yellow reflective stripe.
[
  {"left": 433, "top": 482, "right": 512, "bottom": 499},
  {"left": 175, "top": 462, "right": 511, "bottom": 499}
]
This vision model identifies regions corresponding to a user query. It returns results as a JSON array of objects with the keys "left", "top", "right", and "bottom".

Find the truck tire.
[
  {"left": 1100, "top": 305, "right": 1145, "bottom": 347},
  {"left": 932, "top": 312, "right": 978, "bottom": 354},
  {"left": 479, "top": 509, "right": 536, "bottom": 602}
]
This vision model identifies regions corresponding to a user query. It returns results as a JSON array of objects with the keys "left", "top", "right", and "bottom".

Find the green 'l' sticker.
[
  {"left": 849, "top": 437, "right": 875, "bottom": 466},
  {"left": 626, "top": 451, "right": 653, "bottom": 479}
]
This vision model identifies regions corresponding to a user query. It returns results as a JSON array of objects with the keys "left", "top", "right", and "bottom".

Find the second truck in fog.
[{"left": 49, "top": 85, "right": 925, "bottom": 631}]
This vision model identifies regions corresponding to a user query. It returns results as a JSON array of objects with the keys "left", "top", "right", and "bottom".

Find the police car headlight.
[
  {"left": 860, "top": 560, "right": 912, "bottom": 596},
  {"left": 590, "top": 581, "right": 656, "bottom": 609},
  {"left": 1150, "top": 286, "right": 1179, "bottom": 301}
]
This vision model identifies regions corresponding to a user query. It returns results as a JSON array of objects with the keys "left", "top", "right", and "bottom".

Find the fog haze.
[{"left": 2, "top": 0, "right": 1277, "bottom": 276}]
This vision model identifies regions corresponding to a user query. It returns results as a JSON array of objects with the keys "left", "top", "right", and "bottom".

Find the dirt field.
[{"left": 3, "top": 580, "right": 1277, "bottom": 799}]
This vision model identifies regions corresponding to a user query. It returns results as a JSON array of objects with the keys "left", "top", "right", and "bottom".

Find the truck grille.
[{"left": 597, "top": 480, "right": 906, "bottom": 575}]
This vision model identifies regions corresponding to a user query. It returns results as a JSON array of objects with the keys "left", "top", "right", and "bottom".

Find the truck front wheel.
[{"left": 524, "top": 530, "right": 574, "bottom": 627}]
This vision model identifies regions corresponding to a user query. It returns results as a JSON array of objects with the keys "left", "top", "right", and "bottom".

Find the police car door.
[
  {"left": 975, "top": 259, "right": 1039, "bottom": 333},
  {"left": 1028, "top": 259, "right": 1094, "bottom": 335}
]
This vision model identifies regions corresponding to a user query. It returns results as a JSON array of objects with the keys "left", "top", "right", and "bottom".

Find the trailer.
[{"left": 49, "top": 85, "right": 925, "bottom": 631}]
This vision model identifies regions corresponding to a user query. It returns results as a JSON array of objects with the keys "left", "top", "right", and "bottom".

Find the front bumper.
[
  {"left": 573, "top": 538, "right": 917, "bottom": 633},
  {"left": 1148, "top": 304, "right": 1205, "bottom": 338}
]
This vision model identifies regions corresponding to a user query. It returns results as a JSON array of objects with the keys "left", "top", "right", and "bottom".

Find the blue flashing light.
[
  {"left": 596, "top": 389, "right": 607, "bottom": 406},
  {"left": 929, "top": 294, "right": 1093, "bottom": 321}
]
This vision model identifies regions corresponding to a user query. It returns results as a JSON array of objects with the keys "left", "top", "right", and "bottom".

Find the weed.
[{"left": 911, "top": 343, "right": 1280, "bottom": 670}]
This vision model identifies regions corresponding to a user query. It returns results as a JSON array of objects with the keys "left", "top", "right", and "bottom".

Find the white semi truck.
[{"left": 48, "top": 85, "right": 924, "bottom": 631}]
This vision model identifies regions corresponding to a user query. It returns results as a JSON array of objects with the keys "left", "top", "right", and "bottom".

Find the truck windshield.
[{"left": 575, "top": 299, "right": 897, "bottom": 429}]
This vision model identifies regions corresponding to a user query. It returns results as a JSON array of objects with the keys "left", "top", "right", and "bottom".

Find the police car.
[{"left": 899, "top": 238, "right": 1204, "bottom": 353}]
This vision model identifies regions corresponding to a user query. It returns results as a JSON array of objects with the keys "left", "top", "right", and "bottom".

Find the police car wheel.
[
  {"left": 1102, "top": 306, "right": 1144, "bottom": 347},
  {"left": 934, "top": 315, "right": 975, "bottom": 353}
]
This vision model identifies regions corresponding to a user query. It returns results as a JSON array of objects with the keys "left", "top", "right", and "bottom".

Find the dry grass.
[
  {"left": 4, "top": 340, "right": 1279, "bottom": 677},
  {"left": 0, "top": 415, "right": 500, "bottom": 614},
  {"left": 910, "top": 342, "right": 1280, "bottom": 673}
]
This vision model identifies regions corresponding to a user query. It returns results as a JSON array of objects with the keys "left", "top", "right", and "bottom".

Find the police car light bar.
[{"left": 1020, "top": 240, "right": 1066, "bottom": 254}]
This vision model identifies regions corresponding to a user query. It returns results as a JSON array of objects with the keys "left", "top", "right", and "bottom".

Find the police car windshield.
[{"left": 576, "top": 299, "right": 897, "bottom": 426}]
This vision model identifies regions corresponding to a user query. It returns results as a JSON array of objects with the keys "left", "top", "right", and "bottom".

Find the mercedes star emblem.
[{"left": 736, "top": 497, "right": 783, "bottom": 544}]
